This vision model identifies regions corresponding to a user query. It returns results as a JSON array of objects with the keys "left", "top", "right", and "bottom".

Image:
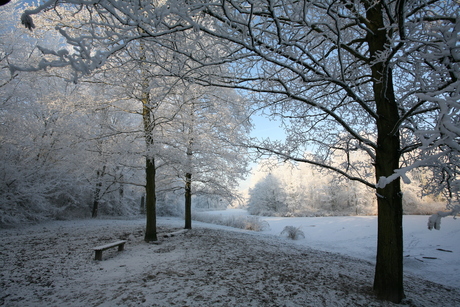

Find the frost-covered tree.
[
  {"left": 16, "top": 0, "right": 459, "bottom": 302},
  {"left": 0, "top": 67, "right": 142, "bottom": 223},
  {"left": 101, "top": 45, "right": 185, "bottom": 242},
  {"left": 0, "top": 82, "right": 84, "bottom": 223},
  {"left": 153, "top": 82, "right": 250, "bottom": 228},
  {"left": 247, "top": 160, "right": 377, "bottom": 216},
  {"left": 0, "top": 2, "right": 143, "bottom": 224},
  {"left": 248, "top": 158, "right": 442, "bottom": 217},
  {"left": 248, "top": 173, "right": 287, "bottom": 215},
  {"left": 82, "top": 102, "right": 143, "bottom": 218},
  {"left": 193, "top": 194, "right": 229, "bottom": 210},
  {"left": 0, "top": 4, "right": 84, "bottom": 223}
]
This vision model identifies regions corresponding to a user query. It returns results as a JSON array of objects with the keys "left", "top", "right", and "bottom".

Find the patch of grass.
[{"left": 192, "top": 213, "right": 270, "bottom": 231}]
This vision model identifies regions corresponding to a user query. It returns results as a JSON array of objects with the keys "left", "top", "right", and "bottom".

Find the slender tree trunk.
[
  {"left": 140, "top": 195, "right": 145, "bottom": 215},
  {"left": 366, "top": 3, "right": 405, "bottom": 303},
  {"left": 118, "top": 171, "right": 124, "bottom": 199},
  {"left": 92, "top": 166, "right": 105, "bottom": 218},
  {"left": 184, "top": 172, "right": 192, "bottom": 229},
  {"left": 184, "top": 101, "right": 194, "bottom": 229},
  {"left": 91, "top": 197, "right": 99, "bottom": 218}
]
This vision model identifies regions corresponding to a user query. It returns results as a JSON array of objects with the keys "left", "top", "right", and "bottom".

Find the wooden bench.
[{"left": 93, "top": 240, "right": 127, "bottom": 261}]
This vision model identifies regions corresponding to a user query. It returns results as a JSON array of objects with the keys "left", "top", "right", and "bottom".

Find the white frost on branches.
[{"left": 376, "top": 171, "right": 411, "bottom": 189}]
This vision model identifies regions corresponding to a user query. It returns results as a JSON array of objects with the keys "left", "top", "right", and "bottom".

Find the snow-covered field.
[
  {"left": 1, "top": 212, "right": 459, "bottom": 306},
  {"left": 204, "top": 209, "right": 460, "bottom": 288}
]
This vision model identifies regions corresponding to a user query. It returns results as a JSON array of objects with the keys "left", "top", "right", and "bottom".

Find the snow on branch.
[
  {"left": 428, "top": 204, "right": 460, "bottom": 230},
  {"left": 376, "top": 151, "right": 447, "bottom": 189},
  {"left": 9, "top": 28, "right": 134, "bottom": 83},
  {"left": 21, "top": 0, "right": 59, "bottom": 30},
  {"left": 376, "top": 170, "right": 411, "bottom": 189}
]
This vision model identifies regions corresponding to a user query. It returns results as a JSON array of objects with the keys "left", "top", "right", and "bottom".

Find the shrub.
[{"left": 280, "top": 226, "right": 305, "bottom": 240}]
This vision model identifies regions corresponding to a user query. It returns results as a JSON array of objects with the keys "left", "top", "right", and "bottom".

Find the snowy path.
[{"left": 1, "top": 217, "right": 459, "bottom": 306}]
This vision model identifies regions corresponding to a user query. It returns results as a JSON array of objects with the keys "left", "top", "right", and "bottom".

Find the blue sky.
[
  {"left": 237, "top": 113, "right": 287, "bottom": 193},
  {"left": 250, "top": 112, "right": 286, "bottom": 141}
]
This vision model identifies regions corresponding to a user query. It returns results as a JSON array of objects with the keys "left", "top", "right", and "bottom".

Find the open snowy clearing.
[
  {"left": 203, "top": 209, "right": 460, "bottom": 289},
  {"left": 1, "top": 215, "right": 459, "bottom": 307}
]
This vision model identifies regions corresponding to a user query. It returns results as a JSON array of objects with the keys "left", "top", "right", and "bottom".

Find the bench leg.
[
  {"left": 118, "top": 243, "right": 125, "bottom": 252},
  {"left": 95, "top": 250, "right": 103, "bottom": 261}
]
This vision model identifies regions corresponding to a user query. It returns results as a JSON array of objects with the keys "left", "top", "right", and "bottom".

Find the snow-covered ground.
[
  {"left": 1, "top": 212, "right": 459, "bottom": 306},
  {"left": 205, "top": 209, "right": 460, "bottom": 288}
]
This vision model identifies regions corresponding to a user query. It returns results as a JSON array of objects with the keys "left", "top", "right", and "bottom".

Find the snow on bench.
[{"left": 93, "top": 240, "right": 127, "bottom": 261}]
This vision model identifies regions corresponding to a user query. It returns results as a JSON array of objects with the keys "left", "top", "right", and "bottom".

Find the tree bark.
[
  {"left": 373, "top": 69, "right": 404, "bottom": 302},
  {"left": 144, "top": 155, "right": 157, "bottom": 242},
  {"left": 184, "top": 172, "right": 192, "bottom": 229},
  {"left": 91, "top": 197, "right": 99, "bottom": 218},
  {"left": 140, "top": 195, "right": 145, "bottom": 215},
  {"left": 92, "top": 166, "right": 105, "bottom": 218},
  {"left": 366, "top": 3, "right": 405, "bottom": 303},
  {"left": 141, "top": 72, "right": 157, "bottom": 242},
  {"left": 184, "top": 102, "right": 194, "bottom": 229}
]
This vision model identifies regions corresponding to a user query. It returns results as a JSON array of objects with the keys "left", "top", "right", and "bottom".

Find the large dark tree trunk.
[
  {"left": 373, "top": 69, "right": 404, "bottom": 302},
  {"left": 144, "top": 156, "right": 157, "bottom": 242},
  {"left": 366, "top": 2, "right": 405, "bottom": 303},
  {"left": 142, "top": 77, "right": 157, "bottom": 243},
  {"left": 184, "top": 172, "right": 192, "bottom": 229},
  {"left": 374, "top": 170, "right": 404, "bottom": 303}
]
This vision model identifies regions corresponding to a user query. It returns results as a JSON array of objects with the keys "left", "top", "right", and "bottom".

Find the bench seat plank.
[
  {"left": 93, "top": 240, "right": 127, "bottom": 260},
  {"left": 93, "top": 240, "right": 127, "bottom": 251}
]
